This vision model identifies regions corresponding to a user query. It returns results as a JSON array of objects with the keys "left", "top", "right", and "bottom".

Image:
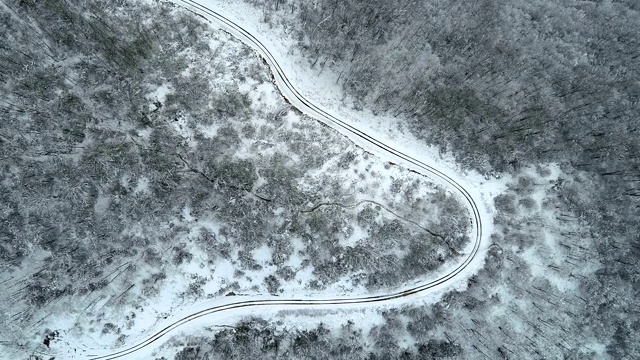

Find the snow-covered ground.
[
  {"left": 171, "top": 0, "right": 503, "bottom": 296},
  {"left": 2, "top": 1, "right": 614, "bottom": 359},
  {"left": 38, "top": 1, "right": 508, "bottom": 359},
  {"left": 26, "top": 1, "right": 508, "bottom": 358}
]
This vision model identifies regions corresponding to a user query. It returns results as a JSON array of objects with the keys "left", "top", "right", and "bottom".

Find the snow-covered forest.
[
  {"left": 228, "top": 0, "right": 640, "bottom": 357},
  {"left": 1, "top": 0, "right": 470, "bottom": 358},
  {"left": 1, "top": 0, "right": 638, "bottom": 358}
]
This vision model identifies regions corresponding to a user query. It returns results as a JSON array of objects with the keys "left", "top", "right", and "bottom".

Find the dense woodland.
[
  {"left": 1, "top": 0, "right": 639, "bottom": 358},
  {"left": 162, "top": 318, "right": 463, "bottom": 360},
  {"left": 167, "top": 162, "right": 620, "bottom": 359},
  {"left": 0, "top": 0, "right": 471, "bottom": 357},
  {"left": 238, "top": 0, "right": 640, "bottom": 358}
]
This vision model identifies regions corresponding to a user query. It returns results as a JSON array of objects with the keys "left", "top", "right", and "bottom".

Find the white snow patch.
[
  {"left": 171, "top": 115, "right": 197, "bottom": 147},
  {"left": 93, "top": 194, "right": 110, "bottom": 214},
  {"left": 134, "top": 176, "right": 150, "bottom": 194},
  {"left": 196, "top": 123, "right": 220, "bottom": 138},
  {"left": 182, "top": 207, "right": 195, "bottom": 223},
  {"left": 147, "top": 83, "right": 174, "bottom": 105},
  {"left": 249, "top": 82, "right": 281, "bottom": 110},
  {"left": 341, "top": 224, "right": 367, "bottom": 247},
  {"left": 136, "top": 127, "right": 153, "bottom": 141},
  {"left": 252, "top": 244, "right": 273, "bottom": 266}
]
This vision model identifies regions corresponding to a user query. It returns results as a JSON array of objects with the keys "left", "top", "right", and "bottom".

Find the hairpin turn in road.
[{"left": 80, "top": 1, "right": 491, "bottom": 358}]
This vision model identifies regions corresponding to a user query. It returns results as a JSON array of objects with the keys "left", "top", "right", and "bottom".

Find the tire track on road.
[{"left": 82, "top": 1, "right": 490, "bottom": 358}]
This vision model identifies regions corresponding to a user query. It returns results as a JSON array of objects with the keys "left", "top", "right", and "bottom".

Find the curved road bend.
[{"left": 80, "top": 1, "right": 490, "bottom": 359}]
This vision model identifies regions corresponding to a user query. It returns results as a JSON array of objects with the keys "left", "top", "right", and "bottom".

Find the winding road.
[{"left": 79, "top": 1, "right": 491, "bottom": 358}]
